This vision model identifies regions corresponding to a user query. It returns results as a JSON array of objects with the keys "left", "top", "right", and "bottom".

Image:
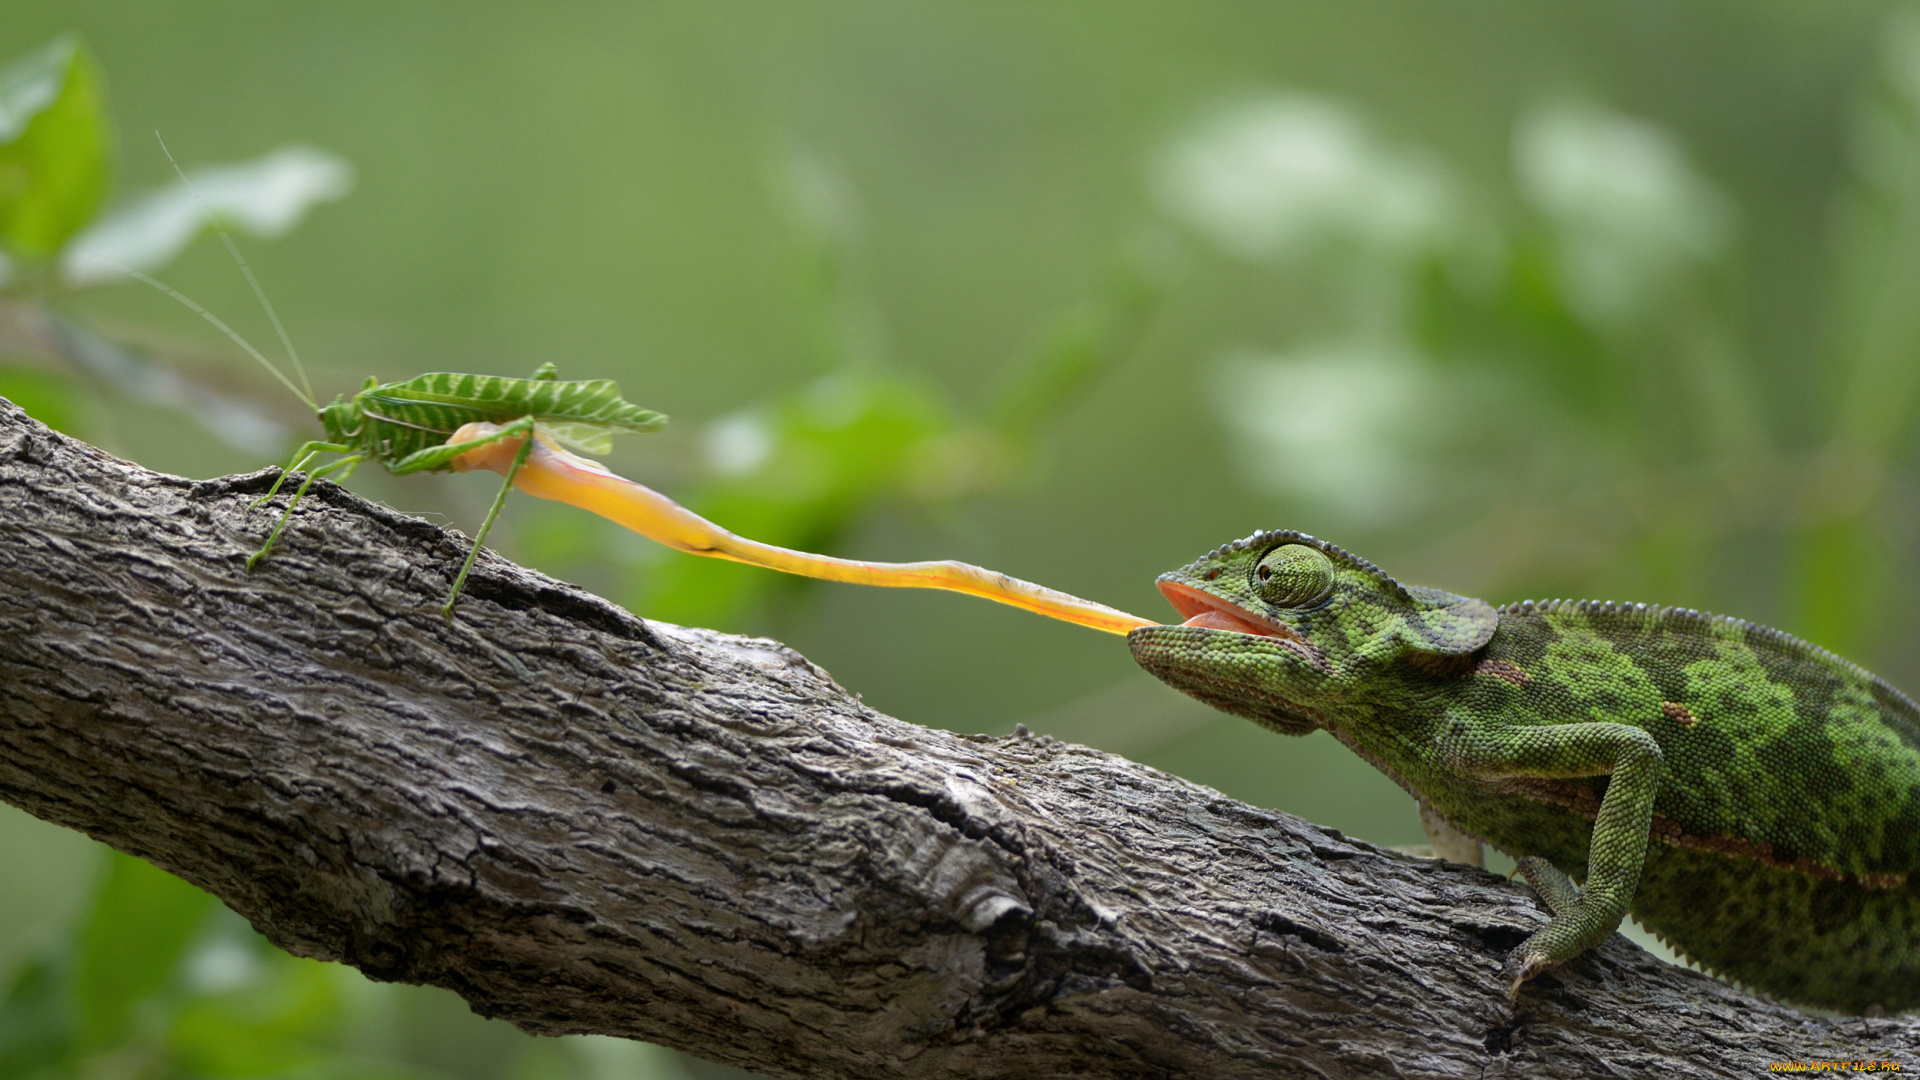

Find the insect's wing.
[
  {"left": 374, "top": 373, "right": 667, "bottom": 452},
  {"left": 535, "top": 420, "right": 617, "bottom": 455},
  {"left": 528, "top": 378, "right": 665, "bottom": 453},
  {"left": 544, "top": 379, "right": 667, "bottom": 437}
]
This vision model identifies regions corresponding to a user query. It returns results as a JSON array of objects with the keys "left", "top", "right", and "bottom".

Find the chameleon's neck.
[{"left": 1315, "top": 664, "right": 1464, "bottom": 796}]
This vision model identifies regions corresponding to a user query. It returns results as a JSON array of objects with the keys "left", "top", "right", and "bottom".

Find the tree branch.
[{"left": 0, "top": 398, "right": 1909, "bottom": 1078}]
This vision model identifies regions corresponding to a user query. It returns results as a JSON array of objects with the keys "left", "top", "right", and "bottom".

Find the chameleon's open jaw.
[{"left": 1156, "top": 581, "right": 1298, "bottom": 640}]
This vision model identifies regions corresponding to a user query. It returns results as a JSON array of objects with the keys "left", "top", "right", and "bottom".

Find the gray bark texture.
[{"left": 0, "top": 396, "right": 1912, "bottom": 1078}]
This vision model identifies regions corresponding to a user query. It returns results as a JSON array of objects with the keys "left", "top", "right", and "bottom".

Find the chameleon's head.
[{"left": 1127, "top": 530, "right": 1497, "bottom": 734}]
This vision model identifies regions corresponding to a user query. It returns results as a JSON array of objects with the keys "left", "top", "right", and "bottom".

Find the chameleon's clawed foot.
[{"left": 1503, "top": 947, "right": 1551, "bottom": 999}]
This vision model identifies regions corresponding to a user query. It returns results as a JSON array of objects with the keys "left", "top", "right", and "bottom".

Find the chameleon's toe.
[
  {"left": 1514, "top": 856, "right": 1581, "bottom": 918},
  {"left": 1503, "top": 947, "right": 1552, "bottom": 999}
]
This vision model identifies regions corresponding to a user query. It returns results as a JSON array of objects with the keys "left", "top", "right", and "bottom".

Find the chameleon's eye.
[{"left": 1253, "top": 544, "right": 1333, "bottom": 608}]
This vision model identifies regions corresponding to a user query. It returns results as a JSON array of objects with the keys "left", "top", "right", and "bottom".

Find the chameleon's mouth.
[{"left": 1156, "top": 581, "right": 1298, "bottom": 640}]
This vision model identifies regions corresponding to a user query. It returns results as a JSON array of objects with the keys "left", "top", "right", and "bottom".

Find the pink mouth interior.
[
  {"left": 1179, "top": 608, "right": 1274, "bottom": 634},
  {"left": 1157, "top": 581, "right": 1292, "bottom": 638}
]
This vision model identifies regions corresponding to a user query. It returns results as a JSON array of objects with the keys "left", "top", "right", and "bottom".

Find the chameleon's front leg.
[{"left": 1442, "top": 719, "right": 1663, "bottom": 996}]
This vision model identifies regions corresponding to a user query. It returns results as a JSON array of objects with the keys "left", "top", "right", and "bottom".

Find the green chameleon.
[{"left": 1128, "top": 530, "right": 1920, "bottom": 1012}]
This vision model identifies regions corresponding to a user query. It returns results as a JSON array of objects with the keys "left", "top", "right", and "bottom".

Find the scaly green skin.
[{"left": 1128, "top": 529, "right": 1920, "bottom": 1012}]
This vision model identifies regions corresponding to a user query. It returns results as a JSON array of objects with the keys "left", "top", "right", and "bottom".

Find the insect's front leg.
[
  {"left": 1439, "top": 718, "right": 1663, "bottom": 997},
  {"left": 248, "top": 452, "right": 368, "bottom": 570},
  {"left": 252, "top": 440, "right": 352, "bottom": 509}
]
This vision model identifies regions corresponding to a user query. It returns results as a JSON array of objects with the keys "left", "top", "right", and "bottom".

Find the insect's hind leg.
[
  {"left": 441, "top": 428, "right": 536, "bottom": 616},
  {"left": 388, "top": 416, "right": 537, "bottom": 476},
  {"left": 376, "top": 415, "right": 536, "bottom": 614},
  {"left": 248, "top": 453, "right": 367, "bottom": 570},
  {"left": 252, "top": 441, "right": 352, "bottom": 509}
]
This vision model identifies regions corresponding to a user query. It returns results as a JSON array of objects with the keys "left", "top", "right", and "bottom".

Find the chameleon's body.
[{"left": 1128, "top": 530, "right": 1920, "bottom": 1012}]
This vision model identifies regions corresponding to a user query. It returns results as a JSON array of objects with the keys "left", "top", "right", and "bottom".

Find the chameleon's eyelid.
[{"left": 1252, "top": 544, "right": 1335, "bottom": 608}]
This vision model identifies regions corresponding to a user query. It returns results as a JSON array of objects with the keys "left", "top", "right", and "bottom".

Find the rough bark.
[{"left": 0, "top": 397, "right": 1910, "bottom": 1078}]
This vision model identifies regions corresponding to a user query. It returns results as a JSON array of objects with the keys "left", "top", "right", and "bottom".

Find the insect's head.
[{"left": 316, "top": 394, "right": 363, "bottom": 443}]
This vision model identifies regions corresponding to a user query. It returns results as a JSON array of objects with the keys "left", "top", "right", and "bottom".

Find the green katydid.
[
  {"left": 133, "top": 218, "right": 1152, "bottom": 631},
  {"left": 242, "top": 364, "right": 668, "bottom": 616}
]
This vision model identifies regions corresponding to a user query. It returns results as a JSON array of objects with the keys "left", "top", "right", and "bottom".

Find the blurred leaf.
[
  {"left": 986, "top": 240, "right": 1165, "bottom": 447},
  {"left": 0, "top": 953, "right": 76, "bottom": 1076},
  {"left": 0, "top": 35, "right": 110, "bottom": 260},
  {"left": 636, "top": 229, "right": 1160, "bottom": 632},
  {"left": 1781, "top": 12, "right": 1920, "bottom": 658},
  {"left": 0, "top": 364, "right": 85, "bottom": 435},
  {"left": 61, "top": 144, "right": 353, "bottom": 286},
  {"left": 0, "top": 856, "right": 464, "bottom": 1080},
  {"left": 517, "top": 503, "right": 628, "bottom": 570},
  {"left": 1789, "top": 518, "right": 1889, "bottom": 658},
  {"left": 555, "top": 1036, "right": 699, "bottom": 1080},
  {"left": 641, "top": 370, "right": 948, "bottom": 628},
  {"left": 1213, "top": 343, "right": 1448, "bottom": 522},
  {"left": 505, "top": 1041, "right": 583, "bottom": 1080},
  {"left": 279, "top": 1062, "right": 456, "bottom": 1080},
  {"left": 168, "top": 945, "right": 340, "bottom": 1077},
  {"left": 74, "top": 851, "right": 214, "bottom": 1051}
]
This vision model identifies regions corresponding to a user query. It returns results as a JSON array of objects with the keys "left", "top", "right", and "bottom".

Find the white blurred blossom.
[
  {"left": 182, "top": 934, "right": 262, "bottom": 995},
  {"left": 782, "top": 141, "right": 863, "bottom": 249},
  {"left": 1213, "top": 343, "right": 1445, "bottom": 523},
  {"left": 1156, "top": 95, "right": 1456, "bottom": 265},
  {"left": 1850, "top": 12, "right": 1920, "bottom": 193},
  {"left": 703, "top": 408, "right": 775, "bottom": 477},
  {"left": 1514, "top": 102, "right": 1733, "bottom": 327},
  {"left": 1882, "top": 10, "right": 1920, "bottom": 113}
]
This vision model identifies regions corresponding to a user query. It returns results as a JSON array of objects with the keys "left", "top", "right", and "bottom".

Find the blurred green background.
[{"left": 4, "top": 0, "right": 1920, "bottom": 1073}]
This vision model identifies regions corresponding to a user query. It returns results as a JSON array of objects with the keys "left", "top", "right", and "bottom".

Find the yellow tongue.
[{"left": 449, "top": 422, "right": 1157, "bottom": 635}]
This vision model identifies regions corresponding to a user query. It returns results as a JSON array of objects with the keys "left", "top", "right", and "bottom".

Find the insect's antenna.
[
  {"left": 155, "top": 131, "right": 316, "bottom": 406},
  {"left": 125, "top": 268, "right": 316, "bottom": 409}
]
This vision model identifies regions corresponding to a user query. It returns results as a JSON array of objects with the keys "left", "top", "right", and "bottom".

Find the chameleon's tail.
[{"left": 448, "top": 422, "right": 1154, "bottom": 636}]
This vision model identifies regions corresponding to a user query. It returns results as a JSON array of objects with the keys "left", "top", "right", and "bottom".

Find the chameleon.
[{"left": 1127, "top": 529, "right": 1920, "bottom": 1012}]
